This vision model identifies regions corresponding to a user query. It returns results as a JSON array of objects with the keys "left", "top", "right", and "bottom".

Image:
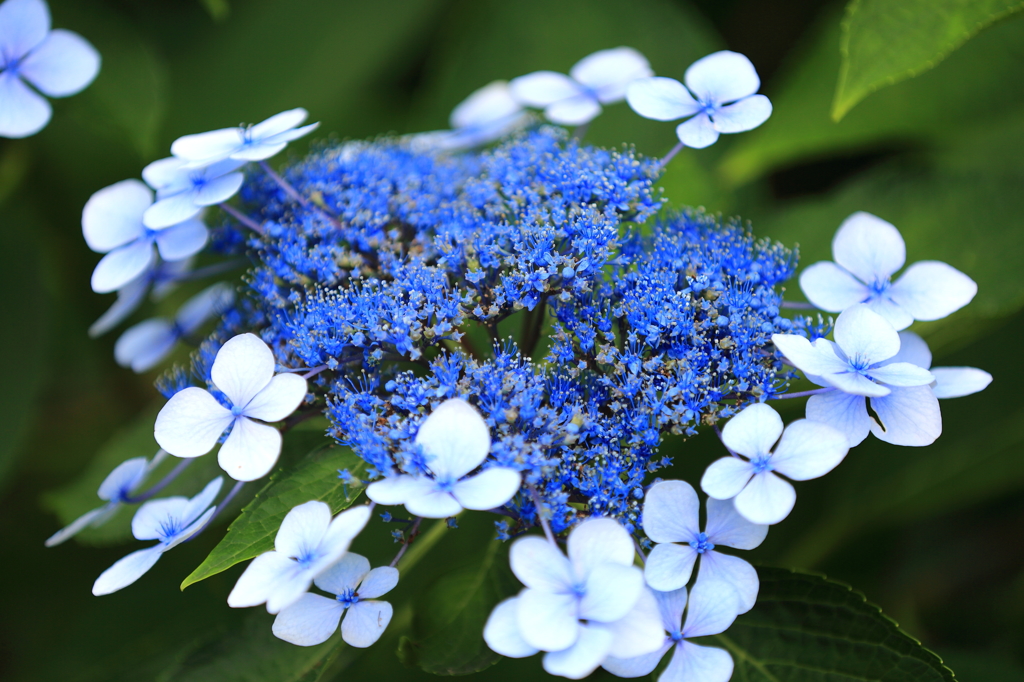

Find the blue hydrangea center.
[
  {"left": 751, "top": 455, "right": 774, "bottom": 474},
  {"left": 699, "top": 98, "right": 721, "bottom": 117},
  {"left": 3, "top": 55, "right": 21, "bottom": 75},
  {"left": 669, "top": 628, "right": 684, "bottom": 643},
  {"left": 158, "top": 517, "right": 185, "bottom": 542},
  {"left": 868, "top": 277, "right": 892, "bottom": 298},
  {"left": 689, "top": 532, "right": 715, "bottom": 554},
  {"left": 294, "top": 548, "right": 318, "bottom": 570},
  {"left": 571, "top": 581, "right": 587, "bottom": 598},
  {"left": 848, "top": 354, "right": 873, "bottom": 373},
  {"left": 230, "top": 404, "right": 246, "bottom": 417},
  {"left": 336, "top": 588, "right": 359, "bottom": 608},
  {"left": 189, "top": 171, "right": 209, "bottom": 190},
  {"left": 434, "top": 476, "right": 457, "bottom": 493}
]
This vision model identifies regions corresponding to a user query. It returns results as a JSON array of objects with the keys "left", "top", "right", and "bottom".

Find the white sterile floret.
[
  {"left": 92, "top": 476, "right": 222, "bottom": 595},
  {"left": 602, "top": 582, "right": 737, "bottom": 682},
  {"left": 642, "top": 480, "right": 767, "bottom": 612},
  {"left": 365, "top": 398, "right": 521, "bottom": 518},
  {"left": 412, "top": 81, "right": 530, "bottom": 152},
  {"left": 154, "top": 333, "right": 307, "bottom": 481},
  {"left": 46, "top": 451, "right": 166, "bottom": 547},
  {"left": 799, "top": 212, "right": 977, "bottom": 331},
  {"left": 626, "top": 50, "right": 772, "bottom": 149},
  {"left": 228, "top": 501, "right": 371, "bottom": 614},
  {"left": 0, "top": 0, "right": 100, "bottom": 138},
  {"left": 483, "top": 518, "right": 664, "bottom": 679},
  {"left": 272, "top": 553, "right": 398, "bottom": 648},
  {"left": 510, "top": 47, "right": 653, "bottom": 125},
  {"left": 170, "top": 108, "right": 319, "bottom": 167},
  {"left": 773, "top": 305, "right": 944, "bottom": 446},
  {"left": 141, "top": 156, "right": 245, "bottom": 229},
  {"left": 82, "top": 179, "right": 209, "bottom": 293},
  {"left": 114, "top": 282, "right": 234, "bottom": 373},
  {"left": 701, "top": 403, "right": 849, "bottom": 525}
]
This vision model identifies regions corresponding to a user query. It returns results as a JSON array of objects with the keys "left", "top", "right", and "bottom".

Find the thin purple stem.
[
  {"left": 528, "top": 484, "right": 557, "bottom": 546},
  {"left": 658, "top": 141, "right": 684, "bottom": 169},
  {"left": 770, "top": 387, "right": 832, "bottom": 400},
  {"left": 633, "top": 537, "right": 647, "bottom": 565},
  {"left": 123, "top": 457, "right": 193, "bottom": 504},
  {"left": 571, "top": 122, "right": 590, "bottom": 141},
  {"left": 302, "top": 364, "right": 329, "bottom": 379},
  {"left": 260, "top": 161, "right": 310, "bottom": 208},
  {"left": 177, "top": 259, "right": 248, "bottom": 282},
  {"left": 390, "top": 516, "right": 422, "bottom": 568},
  {"left": 184, "top": 480, "right": 245, "bottom": 543},
  {"left": 780, "top": 300, "right": 817, "bottom": 310},
  {"left": 219, "top": 202, "right": 265, "bottom": 235}
]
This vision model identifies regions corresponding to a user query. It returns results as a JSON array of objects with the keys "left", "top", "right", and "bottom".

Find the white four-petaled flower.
[
  {"left": 170, "top": 108, "right": 319, "bottom": 167},
  {"left": 365, "top": 398, "right": 521, "bottom": 518},
  {"left": 228, "top": 500, "right": 371, "bottom": 614},
  {"left": 799, "top": 212, "right": 977, "bottom": 331},
  {"left": 272, "top": 552, "right": 398, "bottom": 648},
  {"left": 510, "top": 47, "right": 653, "bottom": 125},
  {"left": 92, "top": 476, "right": 222, "bottom": 595},
  {"left": 154, "top": 333, "right": 307, "bottom": 481},
  {"left": 702, "top": 403, "right": 849, "bottom": 525},
  {"left": 626, "top": 50, "right": 772, "bottom": 149},
  {"left": 484, "top": 518, "right": 664, "bottom": 680},
  {"left": 0, "top": 0, "right": 99, "bottom": 138},
  {"left": 642, "top": 480, "right": 766, "bottom": 612},
  {"left": 141, "top": 157, "right": 245, "bottom": 229}
]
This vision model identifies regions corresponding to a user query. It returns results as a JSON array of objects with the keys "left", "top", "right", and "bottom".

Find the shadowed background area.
[{"left": 1, "top": 0, "right": 1022, "bottom": 680}]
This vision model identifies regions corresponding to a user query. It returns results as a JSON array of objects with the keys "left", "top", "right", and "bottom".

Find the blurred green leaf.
[
  {"left": 716, "top": 567, "right": 956, "bottom": 681},
  {"left": 397, "top": 539, "right": 518, "bottom": 675},
  {"left": 199, "top": 0, "right": 231, "bottom": 22},
  {"left": 181, "top": 441, "right": 366, "bottom": 589},
  {"left": 834, "top": 0, "right": 1024, "bottom": 120}
]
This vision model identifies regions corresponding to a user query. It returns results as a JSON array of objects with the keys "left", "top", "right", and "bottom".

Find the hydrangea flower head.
[
  {"left": 141, "top": 157, "right": 245, "bottom": 229},
  {"left": 92, "top": 476, "right": 223, "bottom": 595},
  {"left": 642, "top": 480, "right": 767, "bottom": 612},
  {"left": 799, "top": 212, "right": 977, "bottom": 330},
  {"left": 0, "top": 0, "right": 99, "bottom": 138},
  {"left": 701, "top": 403, "right": 849, "bottom": 524},
  {"left": 626, "top": 50, "right": 772, "bottom": 148},
  {"left": 228, "top": 501, "right": 371, "bottom": 614},
  {"left": 154, "top": 333, "right": 307, "bottom": 481},
  {"left": 170, "top": 108, "right": 320, "bottom": 166},
  {"left": 272, "top": 553, "right": 398, "bottom": 648},
  {"left": 510, "top": 46, "right": 652, "bottom": 125},
  {"left": 365, "top": 398, "right": 521, "bottom": 518}
]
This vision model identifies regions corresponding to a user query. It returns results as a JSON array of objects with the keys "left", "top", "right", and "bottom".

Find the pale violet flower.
[
  {"left": 0, "top": 0, "right": 99, "bottom": 138},
  {"left": 602, "top": 583, "right": 737, "bottom": 682},
  {"left": 92, "top": 476, "right": 222, "bottom": 595},
  {"left": 154, "top": 333, "right": 307, "bottom": 481},
  {"left": 228, "top": 501, "right": 371, "bottom": 614},
  {"left": 509, "top": 47, "right": 652, "bottom": 126},
  {"left": 272, "top": 553, "right": 398, "bottom": 648},
  {"left": 170, "top": 108, "right": 319, "bottom": 167},
  {"left": 642, "top": 480, "right": 766, "bottom": 612},
  {"left": 701, "top": 403, "right": 849, "bottom": 525},
  {"left": 483, "top": 518, "right": 664, "bottom": 679},
  {"left": 627, "top": 50, "right": 771, "bottom": 149},
  {"left": 114, "top": 282, "right": 234, "bottom": 373},
  {"left": 365, "top": 398, "right": 521, "bottom": 518},
  {"left": 82, "top": 179, "right": 208, "bottom": 293},
  {"left": 141, "top": 157, "right": 245, "bottom": 229},
  {"left": 806, "top": 330, "right": 991, "bottom": 447},
  {"left": 773, "top": 305, "right": 942, "bottom": 446},
  {"left": 46, "top": 451, "right": 167, "bottom": 547},
  {"left": 88, "top": 258, "right": 194, "bottom": 338},
  {"left": 799, "top": 212, "right": 977, "bottom": 330},
  {"left": 412, "top": 81, "right": 529, "bottom": 152}
]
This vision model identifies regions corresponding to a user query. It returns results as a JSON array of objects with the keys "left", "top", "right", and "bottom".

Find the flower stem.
[
  {"left": 219, "top": 202, "right": 265, "bottom": 235},
  {"left": 260, "top": 160, "right": 343, "bottom": 229},
  {"left": 780, "top": 300, "right": 817, "bottom": 310},
  {"left": 770, "top": 387, "right": 832, "bottom": 400},
  {"left": 123, "top": 457, "right": 193, "bottom": 504},
  {"left": 658, "top": 141, "right": 684, "bottom": 169},
  {"left": 184, "top": 480, "right": 246, "bottom": 543},
  {"left": 390, "top": 517, "right": 423, "bottom": 568},
  {"left": 528, "top": 484, "right": 557, "bottom": 545}
]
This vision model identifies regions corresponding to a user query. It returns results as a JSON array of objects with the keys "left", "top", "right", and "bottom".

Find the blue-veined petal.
[{"left": 19, "top": 28, "right": 99, "bottom": 96}]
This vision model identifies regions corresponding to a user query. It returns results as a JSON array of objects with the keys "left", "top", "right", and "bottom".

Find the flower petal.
[
  {"left": 799, "top": 261, "right": 869, "bottom": 312},
  {"left": 653, "top": 587, "right": 688, "bottom": 631},
  {"left": 244, "top": 373, "right": 307, "bottom": 423},
  {"left": 45, "top": 504, "right": 113, "bottom": 547},
  {"left": 19, "top": 29, "right": 99, "bottom": 96},
  {"left": 450, "top": 80, "right": 521, "bottom": 129},
  {"left": 180, "top": 476, "right": 224, "bottom": 526},
  {"left": 684, "top": 50, "right": 760, "bottom": 103},
  {"left": 711, "top": 94, "right": 771, "bottom": 132},
  {"left": 806, "top": 390, "right": 872, "bottom": 447},
  {"left": 868, "top": 361, "right": 934, "bottom": 388},
  {"left": 700, "top": 457, "right": 754, "bottom": 500},
  {"left": 175, "top": 282, "right": 234, "bottom": 335},
  {"left": 770, "top": 334, "right": 850, "bottom": 381},
  {"left": 142, "top": 192, "right": 203, "bottom": 229},
  {"left": 81, "top": 179, "right": 150, "bottom": 253},
  {"left": 721, "top": 403, "right": 783, "bottom": 459},
  {"left": 154, "top": 218, "right": 208, "bottom": 261},
  {"left": 602, "top": 643, "right": 671, "bottom": 678},
  {"left": 542, "top": 623, "right": 614, "bottom": 680},
  {"left": 317, "top": 505, "right": 371, "bottom": 566},
  {"left": 769, "top": 419, "right": 849, "bottom": 481},
  {"left": 218, "top": 417, "right": 282, "bottom": 481},
  {"left": 869, "top": 386, "right": 941, "bottom": 446},
  {"left": 626, "top": 77, "right": 700, "bottom": 121},
  {"left": 154, "top": 387, "right": 234, "bottom": 458},
  {"left": 365, "top": 474, "right": 435, "bottom": 506},
  {"left": 696, "top": 550, "right": 758, "bottom": 615},
  {"left": 509, "top": 71, "right": 582, "bottom": 107},
  {"left": 193, "top": 171, "right": 244, "bottom": 206},
  {"left": 605, "top": 587, "right": 667, "bottom": 659},
  {"left": 404, "top": 489, "right": 463, "bottom": 518},
  {"left": 97, "top": 456, "right": 150, "bottom": 501},
  {"left": 90, "top": 238, "right": 156, "bottom": 294},
  {"left": 272, "top": 593, "right": 344, "bottom": 646},
  {"left": 88, "top": 275, "right": 150, "bottom": 337},
  {"left": 211, "top": 333, "right": 276, "bottom": 407},
  {"left": 832, "top": 211, "right": 906, "bottom": 284},
  {"left": 165, "top": 506, "right": 217, "bottom": 550},
  {"left": 452, "top": 467, "right": 521, "bottom": 510},
  {"left": 171, "top": 128, "right": 244, "bottom": 164},
  {"left": 570, "top": 47, "right": 652, "bottom": 103},
  {"left": 704, "top": 497, "right": 768, "bottom": 550},
  {"left": 357, "top": 565, "right": 399, "bottom": 599},
  {"left": 889, "top": 261, "right": 978, "bottom": 322},
  {"left": 114, "top": 318, "right": 177, "bottom": 372},
  {"left": 662, "top": 641, "right": 734, "bottom": 682},
  {"left": 131, "top": 495, "right": 188, "bottom": 540},
  {"left": 675, "top": 113, "right": 718, "bottom": 148},
  {"left": 274, "top": 500, "right": 331, "bottom": 559},
  {"left": 227, "top": 551, "right": 299, "bottom": 608},
  {"left": 312, "top": 551, "right": 368, "bottom": 595},
  {"left": 833, "top": 304, "right": 901, "bottom": 365},
  {"left": 733, "top": 472, "right": 796, "bottom": 525},
  {"left": 865, "top": 296, "right": 916, "bottom": 331},
  {"left": 579, "top": 562, "right": 644, "bottom": 623},
  {"left": 342, "top": 600, "right": 393, "bottom": 648},
  {"left": 568, "top": 517, "right": 635, "bottom": 575},
  {"left": 0, "top": 0, "right": 49, "bottom": 61},
  {"left": 484, "top": 597, "right": 540, "bottom": 658},
  {"left": 510, "top": 535, "right": 574, "bottom": 592},
  {"left": 930, "top": 367, "right": 992, "bottom": 399},
  {"left": 252, "top": 108, "right": 309, "bottom": 139},
  {"left": 518, "top": 588, "right": 580, "bottom": 652},
  {"left": 545, "top": 95, "right": 601, "bottom": 125},
  {"left": 644, "top": 542, "right": 698, "bottom": 592},
  {"left": 0, "top": 69, "right": 50, "bottom": 137},
  {"left": 682, "top": 577, "right": 741, "bottom": 636},
  {"left": 641, "top": 479, "right": 700, "bottom": 544},
  {"left": 885, "top": 331, "right": 932, "bottom": 368},
  {"left": 416, "top": 398, "right": 491, "bottom": 480},
  {"left": 820, "top": 370, "right": 891, "bottom": 398},
  {"left": 92, "top": 545, "right": 164, "bottom": 596},
  {"left": 141, "top": 156, "right": 187, "bottom": 191}
]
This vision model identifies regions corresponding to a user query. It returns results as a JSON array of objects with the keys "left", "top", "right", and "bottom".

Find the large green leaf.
[
  {"left": 715, "top": 567, "right": 956, "bottom": 681},
  {"left": 833, "top": 0, "right": 1024, "bottom": 120},
  {"left": 181, "top": 441, "right": 367, "bottom": 589},
  {"left": 397, "top": 539, "right": 519, "bottom": 675}
]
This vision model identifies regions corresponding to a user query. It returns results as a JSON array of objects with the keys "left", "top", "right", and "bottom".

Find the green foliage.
[
  {"left": 397, "top": 539, "right": 519, "bottom": 675},
  {"left": 714, "top": 567, "right": 956, "bottom": 681},
  {"left": 181, "top": 441, "right": 366, "bottom": 589},
  {"left": 834, "top": 0, "right": 1024, "bottom": 120}
]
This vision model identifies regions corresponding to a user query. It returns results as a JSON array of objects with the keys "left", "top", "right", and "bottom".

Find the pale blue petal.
[
  {"left": 545, "top": 94, "right": 601, "bottom": 125},
  {"left": 88, "top": 274, "right": 150, "bottom": 337},
  {"left": 210, "top": 332, "right": 275, "bottom": 406},
  {"left": 884, "top": 331, "right": 931, "bottom": 369},
  {"left": 869, "top": 386, "right": 941, "bottom": 446},
  {"left": 114, "top": 318, "right": 176, "bottom": 372},
  {"left": 171, "top": 128, "right": 243, "bottom": 164},
  {"left": 131, "top": 495, "right": 190, "bottom": 540},
  {"left": 274, "top": 500, "right": 331, "bottom": 559},
  {"left": 272, "top": 593, "right": 343, "bottom": 646},
  {"left": 642, "top": 479, "right": 700, "bottom": 544},
  {"left": 193, "top": 171, "right": 244, "bottom": 206},
  {"left": 357, "top": 565, "right": 399, "bottom": 599},
  {"left": 260, "top": 121, "right": 319, "bottom": 146},
  {"left": 832, "top": 211, "right": 905, "bottom": 284},
  {"left": 509, "top": 71, "right": 581, "bottom": 107},
  {"left": 653, "top": 587, "right": 688, "bottom": 631},
  {"left": 81, "top": 179, "right": 151, "bottom": 253},
  {"left": 542, "top": 623, "right": 614, "bottom": 679},
  {"left": 154, "top": 386, "right": 234, "bottom": 458},
  {"left": 518, "top": 588, "right": 579, "bottom": 652},
  {"left": 451, "top": 467, "right": 521, "bottom": 510},
  {"left": 704, "top": 497, "right": 768, "bottom": 550},
  {"left": 316, "top": 506, "right": 370, "bottom": 567},
  {"left": 734, "top": 472, "right": 795, "bottom": 525},
  {"left": 771, "top": 334, "right": 850, "bottom": 378},
  {"left": 180, "top": 476, "right": 224, "bottom": 526},
  {"left": 568, "top": 517, "right": 635, "bottom": 576},
  {"left": 806, "top": 390, "right": 871, "bottom": 446},
  {"left": 769, "top": 419, "right": 848, "bottom": 481},
  {"left": 865, "top": 296, "right": 916, "bottom": 331},
  {"left": 314, "top": 552, "right": 369, "bottom": 595},
  {"left": 243, "top": 373, "right": 307, "bottom": 423},
  {"left": 626, "top": 77, "right": 700, "bottom": 121},
  {"left": 889, "top": 261, "right": 977, "bottom": 322},
  {"left": 822, "top": 370, "right": 890, "bottom": 397},
  {"left": 251, "top": 108, "right": 309, "bottom": 139},
  {"left": 450, "top": 80, "right": 521, "bottom": 129},
  {"left": 484, "top": 597, "right": 539, "bottom": 658},
  {"left": 696, "top": 551, "right": 758, "bottom": 615},
  {"left": 645, "top": 542, "right": 697, "bottom": 592},
  {"left": 700, "top": 457, "right": 753, "bottom": 500},
  {"left": 91, "top": 239, "right": 156, "bottom": 293},
  {"left": 227, "top": 551, "right": 299, "bottom": 609},
  {"left": 662, "top": 641, "right": 734, "bottom": 682},
  {"left": 404, "top": 489, "right": 463, "bottom": 518},
  {"left": 684, "top": 51, "right": 760, "bottom": 104},
  {"left": 92, "top": 545, "right": 163, "bottom": 595},
  {"left": 19, "top": 29, "right": 99, "bottom": 96},
  {"left": 711, "top": 94, "right": 771, "bottom": 132},
  {"left": 142, "top": 156, "right": 188, "bottom": 191},
  {"left": 570, "top": 47, "right": 652, "bottom": 103},
  {"left": 579, "top": 562, "right": 643, "bottom": 623},
  {"left": 798, "top": 261, "right": 868, "bottom": 312},
  {"left": 143, "top": 192, "right": 203, "bottom": 229},
  {"left": 509, "top": 535, "right": 574, "bottom": 592},
  {"left": 45, "top": 504, "right": 112, "bottom": 547},
  {"left": 605, "top": 587, "right": 667, "bottom": 659},
  {"left": 342, "top": 600, "right": 392, "bottom": 647},
  {"left": 266, "top": 564, "right": 318, "bottom": 615},
  {"left": 930, "top": 367, "right": 992, "bottom": 399},
  {"left": 833, "top": 304, "right": 901, "bottom": 365},
  {"left": 416, "top": 398, "right": 491, "bottom": 479},
  {"left": 675, "top": 113, "right": 718, "bottom": 148},
  {"left": 682, "top": 576, "right": 741, "bottom": 636},
  {"left": 0, "top": 0, "right": 49, "bottom": 63},
  {"left": 165, "top": 506, "right": 217, "bottom": 550},
  {"left": 227, "top": 140, "right": 286, "bottom": 162},
  {"left": 97, "top": 456, "right": 149, "bottom": 501},
  {"left": 0, "top": 69, "right": 50, "bottom": 137},
  {"left": 868, "top": 361, "right": 934, "bottom": 387},
  {"left": 365, "top": 474, "right": 434, "bottom": 506},
  {"left": 154, "top": 218, "right": 208, "bottom": 261},
  {"left": 175, "top": 282, "right": 234, "bottom": 335},
  {"left": 721, "top": 403, "right": 783, "bottom": 459},
  {"left": 602, "top": 642, "right": 671, "bottom": 678}
]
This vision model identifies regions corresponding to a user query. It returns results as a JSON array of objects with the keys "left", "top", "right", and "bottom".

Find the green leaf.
[
  {"left": 199, "top": 0, "right": 231, "bottom": 21},
  {"left": 833, "top": 0, "right": 1024, "bottom": 120},
  {"left": 714, "top": 567, "right": 956, "bottom": 681},
  {"left": 397, "top": 539, "right": 519, "bottom": 675},
  {"left": 181, "top": 442, "right": 367, "bottom": 589}
]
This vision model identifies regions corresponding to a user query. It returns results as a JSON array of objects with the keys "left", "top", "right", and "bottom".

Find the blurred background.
[{"left": 1, "top": 0, "right": 1022, "bottom": 680}]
